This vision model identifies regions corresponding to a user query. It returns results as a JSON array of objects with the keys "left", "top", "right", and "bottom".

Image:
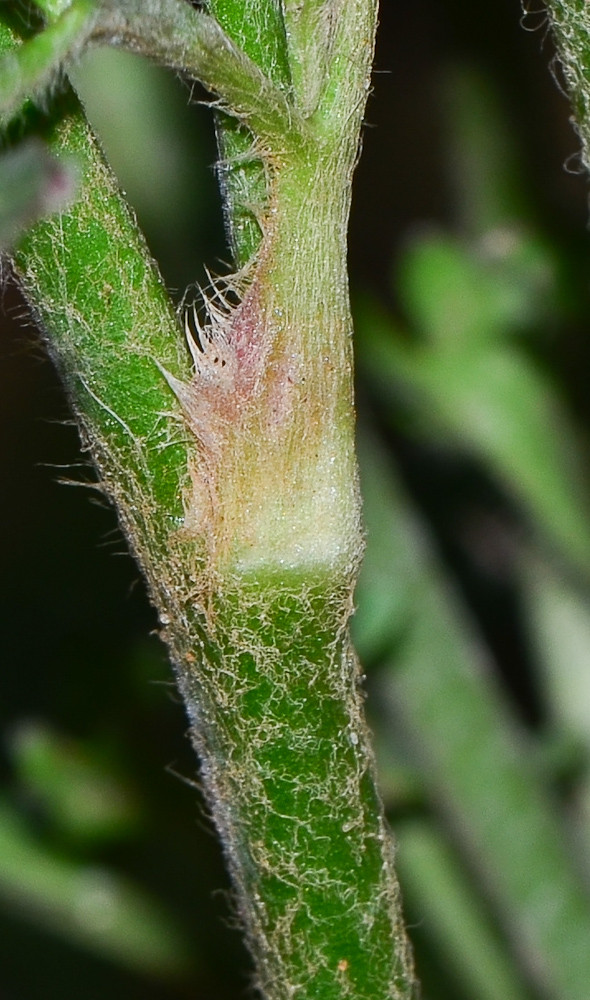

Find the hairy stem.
[
  {"left": 544, "top": 0, "right": 590, "bottom": 172},
  {"left": 205, "top": 0, "right": 292, "bottom": 263},
  {"left": 2, "top": 1, "right": 416, "bottom": 996}
]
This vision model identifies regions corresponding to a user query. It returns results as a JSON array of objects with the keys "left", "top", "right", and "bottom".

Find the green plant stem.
[
  {"left": 544, "top": 0, "right": 590, "bottom": 172},
  {"left": 205, "top": 0, "right": 292, "bottom": 264},
  {"left": 2, "top": 1, "right": 417, "bottom": 995},
  {"left": 179, "top": 577, "right": 413, "bottom": 1000},
  {"left": 91, "top": 1, "right": 299, "bottom": 145},
  {"left": 281, "top": 0, "right": 333, "bottom": 114}
]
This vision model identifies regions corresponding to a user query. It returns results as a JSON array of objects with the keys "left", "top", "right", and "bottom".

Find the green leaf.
[
  {"left": 399, "top": 231, "right": 559, "bottom": 348},
  {"left": 356, "top": 294, "right": 590, "bottom": 575},
  {"left": 396, "top": 819, "right": 533, "bottom": 1000},
  {"left": 545, "top": 0, "right": 590, "bottom": 177},
  {"left": 442, "top": 65, "right": 529, "bottom": 235},
  {"left": 9, "top": 722, "right": 142, "bottom": 846},
  {"left": 0, "top": 799, "right": 194, "bottom": 977},
  {"left": 205, "top": 0, "right": 291, "bottom": 87},
  {"left": 520, "top": 548, "right": 590, "bottom": 865}
]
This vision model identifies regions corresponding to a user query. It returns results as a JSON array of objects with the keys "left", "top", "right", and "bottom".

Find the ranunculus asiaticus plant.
[{"left": 1, "top": 2, "right": 417, "bottom": 997}]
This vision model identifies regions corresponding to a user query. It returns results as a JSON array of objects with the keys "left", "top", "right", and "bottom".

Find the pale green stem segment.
[
  {"left": 2, "top": 1, "right": 417, "bottom": 995},
  {"left": 205, "top": 0, "right": 292, "bottom": 264},
  {"left": 282, "top": 0, "right": 369, "bottom": 123},
  {"left": 0, "top": 0, "right": 95, "bottom": 126},
  {"left": 312, "top": 0, "right": 378, "bottom": 135},
  {"left": 282, "top": 0, "right": 333, "bottom": 115}
]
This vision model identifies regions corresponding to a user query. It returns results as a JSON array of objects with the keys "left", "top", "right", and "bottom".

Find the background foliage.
[{"left": 3, "top": 0, "right": 590, "bottom": 997}]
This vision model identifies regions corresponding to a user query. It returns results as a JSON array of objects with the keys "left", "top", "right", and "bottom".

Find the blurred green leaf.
[
  {"left": 353, "top": 425, "right": 425, "bottom": 663},
  {"left": 442, "top": 66, "right": 529, "bottom": 235},
  {"left": 9, "top": 721, "right": 142, "bottom": 846},
  {"left": 521, "top": 553, "right": 590, "bottom": 742},
  {"left": 0, "top": 0, "right": 94, "bottom": 127},
  {"left": 396, "top": 818, "right": 534, "bottom": 1000},
  {"left": 520, "top": 549, "right": 590, "bottom": 867},
  {"left": 0, "top": 798, "right": 195, "bottom": 979},
  {"left": 356, "top": 288, "right": 590, "bottom": 574},
  {"left": 399, "top": 229, "right": 559, "bottom": 348},
  {"left": 356, "top": 429, "right": 590, "bottom": 1000}
]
